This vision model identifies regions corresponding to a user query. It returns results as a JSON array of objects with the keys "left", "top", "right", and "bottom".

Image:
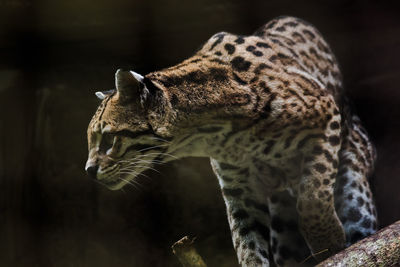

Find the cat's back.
[{"left": 198, "top": 16, "right": 343, "bottom": 102}]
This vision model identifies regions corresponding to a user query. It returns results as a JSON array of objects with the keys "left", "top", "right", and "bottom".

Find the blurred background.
[{"left": 1, "top": 0, "right": 399, "bottom": 266}]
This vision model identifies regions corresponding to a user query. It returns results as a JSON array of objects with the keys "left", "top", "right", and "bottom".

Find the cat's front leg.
[
  {"left": 297, "top": 140, "right": 345, "bottom": 261},
  {"left": 211, "top": 159, "right": 271, "bottom": 267}
]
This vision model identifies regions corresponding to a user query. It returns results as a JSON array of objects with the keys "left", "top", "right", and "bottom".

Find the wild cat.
[{"left": 85, "top": 16, "right": 377, "bottom": 266}]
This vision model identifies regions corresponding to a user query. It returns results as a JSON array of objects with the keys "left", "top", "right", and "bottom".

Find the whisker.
[
  {"left": 136, "top": 144, "right": 168, "bottom": 153},
  {"left": 120, "top": 164, "right": 161, "bottom": 174},
  {"left": 158, "top": 152, "right": 179, "bottom": 160},
  {"left": 148, "top": 136, "right": 171, "bottom": 143},
  {"left": 132, "top": 159, "right": 165, "bottom": 165},
  {"left": 119, "top": 151, "right": 178, "bottom": 162},
  {"left": 119, "top": 158, "right": 164, "bottom": 169},
  {"left": 118, "top": 167, "right": 149, "bottom": 187},
  {"left": 136, "top": 172, "right": 152, "bottom": 181},
  {"left": 118, "top": 153, "right": 163, "bottom": 162},
  {"left": 119, "top": 177, "right": 142, "bottom": 190},
  {"left": 136, "top": 165, "right": 162, "bottom": 174},
  {"left": 119, "top": 167, "right": 157, "bottom": 175},
  {"left": 119, "top": 167, "right": 153, "bottom": 180},
  {"left": 119, "top": 170, "right": 151, "bottom": 180}
]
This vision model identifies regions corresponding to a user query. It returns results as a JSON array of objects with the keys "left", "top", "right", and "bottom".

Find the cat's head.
[{"left": 85, "top": 69, "right": 172, "bottom": 190}]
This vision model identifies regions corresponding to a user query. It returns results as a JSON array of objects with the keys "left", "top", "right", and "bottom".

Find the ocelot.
[{"left": 85, "top": 16, "right": 377, "bottom": 266}]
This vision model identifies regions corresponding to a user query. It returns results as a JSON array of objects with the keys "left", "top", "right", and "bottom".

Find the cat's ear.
[
  {"left": 115, "top": 69, "right": 149, "bottom": 105},
  {"left": 95, "top": 90, "right": 115, "bottom": 100}
]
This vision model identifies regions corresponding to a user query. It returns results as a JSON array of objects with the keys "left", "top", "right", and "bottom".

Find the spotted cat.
[{"left": 85, "top": 16, "right": 377, "bottom": 266}]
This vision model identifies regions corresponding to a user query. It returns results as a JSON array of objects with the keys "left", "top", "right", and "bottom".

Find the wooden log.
[
  {"left": 317, "top": 220, "right": 400, "bottom": 266},
  {"left": 172, "top": 236, "right": 207, "bottom": 267},
  {"left": 172, "top": 222, "right": 400, "bottom": 267}
]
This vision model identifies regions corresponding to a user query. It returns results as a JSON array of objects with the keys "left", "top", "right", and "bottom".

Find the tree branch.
[
  {"left": 172, "top": 221, "right": 400, "bottom": 267},
  {"left": 317, "top": 220, "right": 400, "bottom": 266},
  {"left": 172, "top": 236, "right": 207, "bottom": 267}
]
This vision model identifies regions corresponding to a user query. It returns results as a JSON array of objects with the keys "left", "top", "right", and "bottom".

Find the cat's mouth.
[
  {"left": 96, "top": 150, "right": 167, "bottom": 190},
  {"left": 99, "top": 164, "right": 148, "bottom": 190},
  {"left": 101, "top": 178, "right": 122, "bottom": 190}
]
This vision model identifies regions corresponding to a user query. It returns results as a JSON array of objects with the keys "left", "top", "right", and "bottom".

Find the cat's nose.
[{"left": 85, "top": 165, "right": 98, "bottom": 179}]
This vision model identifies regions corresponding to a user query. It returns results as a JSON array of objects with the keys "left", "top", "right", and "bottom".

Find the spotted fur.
[{"left": 85, "top": 16, "right": 377, "bottom": 266}]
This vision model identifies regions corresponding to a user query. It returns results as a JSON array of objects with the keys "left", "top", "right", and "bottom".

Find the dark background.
[{"left": 1, "top": 0, "right": 399, "bottom": 266}]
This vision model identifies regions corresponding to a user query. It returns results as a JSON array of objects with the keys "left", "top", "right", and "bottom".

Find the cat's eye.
[{"left": 99, "top": 133, "right": 115, "bottom": 153}]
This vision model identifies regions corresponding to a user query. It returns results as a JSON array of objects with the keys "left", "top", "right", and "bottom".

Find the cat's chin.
[
  {"left": 99, "top": 178, "right": 123, "bottom": 190},
  {"left": 104, "top": 172, "right": 138, "bottom": 191},
  {"left": 105, "top": 180, "right": 125, "bottom": 191}
]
